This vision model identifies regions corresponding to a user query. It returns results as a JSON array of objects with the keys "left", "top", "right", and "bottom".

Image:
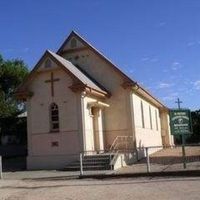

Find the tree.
[
  {"left": 187, "top": 110, "right": 200, "bottom": 143},
  {"left": 0, "top": 54, "right": 29, "bottom": 145},
  {"left": 0, "top": 55, "right": 29, "bottom": 118}
]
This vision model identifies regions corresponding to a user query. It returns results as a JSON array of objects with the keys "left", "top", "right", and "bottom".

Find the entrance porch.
[{"left": 83, "top": 99, "right": 109, "bottom": 154}]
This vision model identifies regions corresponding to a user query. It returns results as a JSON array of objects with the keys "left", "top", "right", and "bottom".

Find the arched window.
[
  {"left": 50, "top": 103, "right": 59, "bottom": 132},
  {"left": 45, "top": 58, "right": 52, "bottom": 68},
  {"left": 149, "top": 106, "right": 152, "bottom": 130},
  {"left": 70, "top": 38, "right": 77, "bottom": 48},
  {"left": 155, "top": 109, "right": 159, "bottom": 131},
  {"left": 140, "top": 101, "right": 145, "bottom": 128}
]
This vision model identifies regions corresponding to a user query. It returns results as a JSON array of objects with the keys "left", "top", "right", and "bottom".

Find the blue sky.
[{"left": 1, "top": 0, "right": 200, "bottom": 110}]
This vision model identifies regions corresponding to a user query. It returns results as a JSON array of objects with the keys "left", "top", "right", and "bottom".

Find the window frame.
[
  {"left": 70, "top": 38, "right": 77, "bottom": 48},
  {"left": 149, "top": 106, "right": 153, "bottom": 130},
  {"left": 50, "top": 103, "right": 60, "bottom": 133},
  {"left": 155, "top": 109, "right": 159, "bottom": 131},
  {"left": 141, "top": 101, "right": 145, "bottom": 128},
  {"left": 44, "top": 58, "right": 52, "bottom": 68}
]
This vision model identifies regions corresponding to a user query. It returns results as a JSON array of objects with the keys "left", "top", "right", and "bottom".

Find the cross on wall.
[{"left": 45, "top": 72, "right": 60, "bottom": 97}]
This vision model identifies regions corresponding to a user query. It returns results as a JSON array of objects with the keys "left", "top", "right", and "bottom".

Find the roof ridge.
[
  {"left": 16, "top": 50, "right": 109, "bottom": 97},
  {"left": 47, "top": 50, "right": 109, "bottom": 95},
  {"left": 57, "top": 31, "right": 166, "bottom": 108},
  {"left": 57, "top": 31, "right": 136, "bottom": 83}
]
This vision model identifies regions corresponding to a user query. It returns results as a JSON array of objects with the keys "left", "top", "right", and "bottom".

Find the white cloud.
[
  {"left": 171, "top": 62, "right": 182, "bottom": 70},
  {"left": 156, "top": 21, "right": 166, "bottom": 28},
  {"left": 187, "top": 42, "right": 195, "bottom": 47},
  {"left": 186, "top": 40, "right": 200, "bottom": 47},
  {"left": 2, "top": 47, "right": 30, "bottom": 54},
  {"left": 163, "top": 69, "right": 168, "bottom": 73},
  {"left": 193, "top": 80, "right": 200, "bottom": 90},
  {"left": 162, "top": 92, "right": 179, "bottom": 101},
  {"left": 158, "top": 22, "right": 166, "bottom": 27},
  {"left": 141, "top": 56, "right": 158, "bottom": 62},
  {"left": 141, "top": 57, "right": 150, "bottom": 61},
  {"left": 128, "top": 69, "right": 135, "bottom": 74},
  {"left": 150, "top": 58, "right": 158, "bottom": 62},
  {"left": 23, "top": 47, "right": 29, "bottom": 52},
  {"left": 2, "top": 48, "right": 14, "bottom": 53},
  {"left": 157, "top": 82, "right": 173, "bottom": 89}
]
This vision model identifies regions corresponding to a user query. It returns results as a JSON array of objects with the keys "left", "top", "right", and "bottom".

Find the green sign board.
[{"left": 170, "top": 109, "right": 192, "bottom": 135}]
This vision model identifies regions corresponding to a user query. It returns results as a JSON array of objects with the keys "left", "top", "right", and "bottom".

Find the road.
[{"left": 0, "top": 176, "right": 199, "bottom": 200}]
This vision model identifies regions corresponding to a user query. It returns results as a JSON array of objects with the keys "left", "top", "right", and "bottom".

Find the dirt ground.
[
  {"left": 0, "top": 177, "right": 199, "bottom": 200},
  {"left": 151, "top": 146, "right": 200, "bottom": 157},
  {"left": 116, "top": 146, "right": 200, "bottom": 174},
  {"left": 0, "top": 146, "right": 199, "bottom": 199}
]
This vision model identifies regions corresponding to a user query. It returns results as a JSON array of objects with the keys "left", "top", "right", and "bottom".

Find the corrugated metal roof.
[{"left": 48, "top": 50, "right": 108, "bottom": 94}]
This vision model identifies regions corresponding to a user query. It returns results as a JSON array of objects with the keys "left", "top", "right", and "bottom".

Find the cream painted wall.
[
  {"left": 132, "top": 93, "right": 162, "bottom": 148},
  {"left": 160, "top": 110, "right": 174, "bottom": 146},
  {"left": 63, "top": 49, "right": 133, "bottom": 149},
  {"left": 29, "top": 70, "right": 78, "bottom": 134},
  {"left": 82, "top": 97, "right": 105, "bottom": 152},
  {"left": 61, "top": 37, "right": 172, "bottom": 151},
  {"left": 26, "top": 36, "right": 172, "bottom": 169},
  {"left": 82, "top": 96, "right": 104, "bottom": 152},
  {"left": 95, "top": 108, "right": 104, "bottom": 151},
  {"left": 63, "top": 36, "right": 84, "bottom": 50},
  {"left": 26, "top": 59, "right": 82, "bottom": 169},
  {"left": 167, "top": 114, "right": 174, "bottom": 145},
  {"left": 63, "top": 49, "right": 122, "bottom": 92}
]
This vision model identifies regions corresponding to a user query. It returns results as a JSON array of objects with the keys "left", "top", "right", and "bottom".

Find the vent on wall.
[
  {"left": 45, "top": 59, "right": 52, "bottom": 68},
  {"left": 70, "top": 38, "right": 77, "bottom": 48}
]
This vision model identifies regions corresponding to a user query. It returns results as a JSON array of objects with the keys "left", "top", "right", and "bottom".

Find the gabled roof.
[
  {"left": 48, "top": 51, "right": 108, "bottom": 95},
  {"left": 57, "top": 31, "right": 167, "bottom": 109},
  {"left": 57, "top": 31, "right": 136, "bottom": 85},
  {"left": 16, "top": 50, "right": 109, "bottom": 97}
]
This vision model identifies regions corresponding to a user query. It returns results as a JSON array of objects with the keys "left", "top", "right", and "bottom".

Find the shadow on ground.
[{"left": 2, "top": 156, "right": 26, "bottom": 172}]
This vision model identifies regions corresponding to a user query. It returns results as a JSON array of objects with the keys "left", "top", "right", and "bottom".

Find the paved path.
[
  {"left": 117, "top": 146, "right": 200, "bottom": 174},
  {"left": 0, "top": 177, "right": 199, "bottom": 200}
]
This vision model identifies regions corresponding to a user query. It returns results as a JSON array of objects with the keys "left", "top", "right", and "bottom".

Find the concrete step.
[
  {"left": 83, "top": 157, "right": 110, "bottom": 160},
  {"left": 63, "top": 153, "right": 114, "bottom": 171},
  {"left": 63, "top": 164, "right": 111, "bottom": 171},
  {"left": 70, "top": 160, "right": 110, "bottom": 166},
  {"left": 84, "top": 155, "right": 113, "bottom": 159}
]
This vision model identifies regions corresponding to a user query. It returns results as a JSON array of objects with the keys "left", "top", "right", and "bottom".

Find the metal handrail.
[
  {"left": 109, "top": 150, "right": 119, "bottom": 169},
  {"left": 110, "top": 136, "right": 133, "bottom": 151}
]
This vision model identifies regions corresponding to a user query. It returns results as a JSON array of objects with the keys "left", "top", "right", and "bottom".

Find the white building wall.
[
  {"left": 132, "top": 93, "right": 162, "bottom": 148},
  {"left": 27, "top": 63, "right": 81, "bottom": 169},
  {"left": 63, "top": 49, "right": 133, "bottom": 149},
  {"left": 83, "top": 96, "right": 96, "bottom": 152}
]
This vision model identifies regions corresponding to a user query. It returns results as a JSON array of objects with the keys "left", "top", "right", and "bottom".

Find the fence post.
[
  {"left": 80, "top": 153, "right": 83, "bottom": 176},
  {"left": 145, "top": 147, "right": 150, "bottom": 173},
  {"left": 181, "top": 134, "right": 186, "bottom": 169},
  {"left": 0, "top": 156, "right": 2, "bottom": 179},
  {"left": 109, "top": 153, "right": 112, "bottom": 170},
  {"left": 136, "top": 148, "right": 139, "bottom": 161}
]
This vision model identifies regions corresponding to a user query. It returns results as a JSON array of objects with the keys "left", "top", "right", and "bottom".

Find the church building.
[{"left": 16, "top": 31, "right": 173, "bottom": 169}]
